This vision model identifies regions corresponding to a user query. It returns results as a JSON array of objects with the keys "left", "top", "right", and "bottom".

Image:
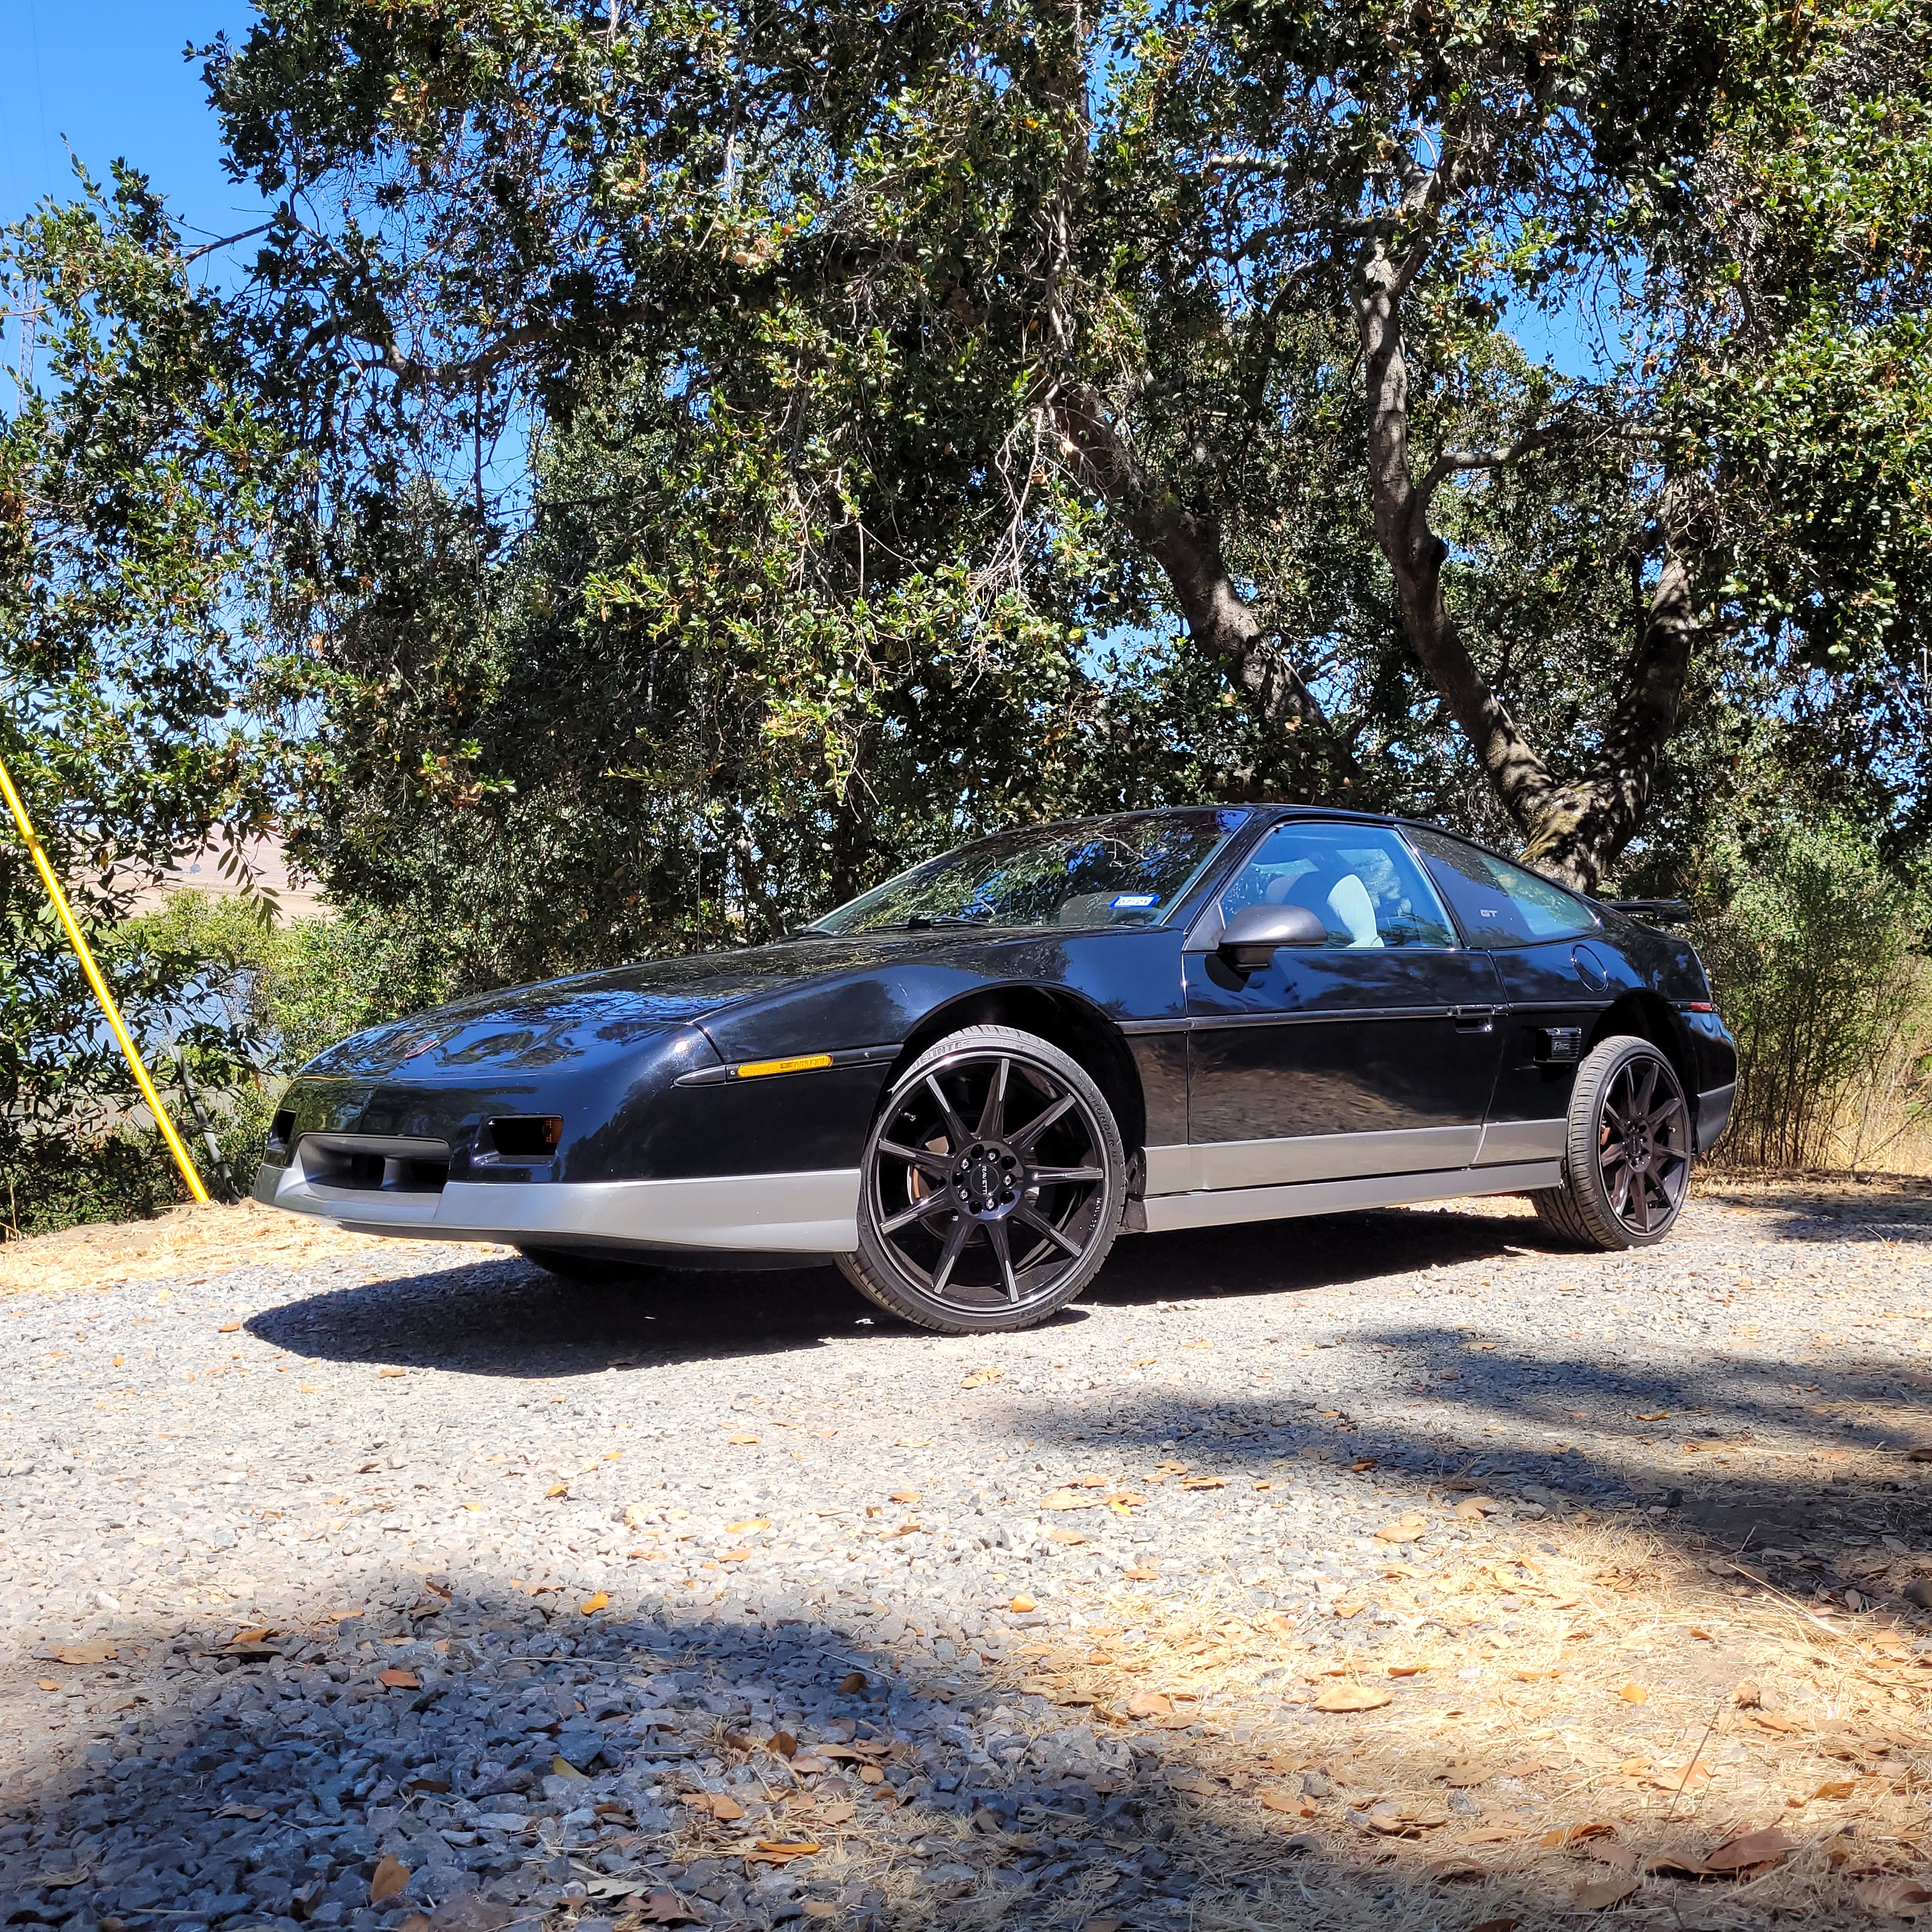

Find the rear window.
[{"left": 1404, "top": 827, "right": 1600, "bottom": 947}]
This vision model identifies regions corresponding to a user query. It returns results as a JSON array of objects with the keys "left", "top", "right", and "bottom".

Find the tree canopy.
[{"left": 185, "top": 0, "right": 1932, "bottom": 893}]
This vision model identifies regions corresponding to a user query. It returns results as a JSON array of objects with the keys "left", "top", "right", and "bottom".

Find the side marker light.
[{"left": 735, "top": 1054, "right": 835, "bottom": 1079}]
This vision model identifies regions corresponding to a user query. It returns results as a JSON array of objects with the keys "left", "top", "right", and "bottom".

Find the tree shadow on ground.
[
  {"left": 0, "top": 1568, "right": 1879, "bottom": 1932},
  {"left": 1006, "top": 1331, "right": 1932, "bottom": 1614}
]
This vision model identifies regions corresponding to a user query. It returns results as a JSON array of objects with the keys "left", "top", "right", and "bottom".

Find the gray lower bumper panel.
[{"left": 253, "top": 1151, "right": 861, "bottom": 1253}]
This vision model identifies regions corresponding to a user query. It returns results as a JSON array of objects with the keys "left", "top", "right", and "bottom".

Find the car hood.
[{"left": 296, "top": 935, "right": 936, "bottom": 1078}]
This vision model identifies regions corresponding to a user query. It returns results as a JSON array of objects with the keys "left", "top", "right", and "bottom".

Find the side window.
[
  {"left": 1404, "top": 827, "right": 1600, "bottom": 947},
  {"left": 1216, "top": 822, "right": 1457, "bottom": 949}
]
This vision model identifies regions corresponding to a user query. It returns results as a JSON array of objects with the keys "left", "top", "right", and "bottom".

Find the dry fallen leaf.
[
  {"left": 815, "top": 1800, "right": 857, "bottom": 1825},
  {"left": 1618, "top": 1681, "right": 1649, "bottom": 1704},
  {"left": 1042, "top": 1489, "right": 1101, "bottom": 1510},
  {"left": 838, "top": 1670, "right": 869, "bottom": 1694},
  {"left": 1572, "top": 1875, "right": 1639, "bottom": 1910},
  {"left": 218, "top": 1321, "right": 241, "bottom": 1333},
  {"left": 1179, "top": 1475, "right": 1227, "bottom": 1491},
  {"left": 579, "top": 1591, "right": 609, "bottom": 1615},
  {"left": 545, "top": 1483, "right": 568, "bottom": 1498},
  {"left": 369, "top": 1855, "right": 410, "bottom": 1904},
  {"left": 378, "top": 1367, "right": 406, "bottom": 1379},
  {"left": 47, "top": 1641, "right": 117, "bottom": 1666},
  {"left": 684, "top": 1792, "right": 745, "bottom": 1821},
  {"left": 745, "top": 1840, "right": 821, "bottom": 1866},
  {"left": 34, "top": 1678, "right": 60, "bottom": 1692},
  {"left": 378, "top": 1668, "right": 420, "bottom": 1689},
  {"left": 1122, "top": 1565, "right": 1158, "bottom": 1581},
  {"left": 634, "top": 1889, "right": 704, "bottom": 1923},
  {"left": 1312, "top": 1683, "right": 1393, "bottom": 1713},
  {"left": 727, "top": 1432, "right": 760, "bottom": 1445},
  {"left": 1009, "top": 1595, "right": 1037, "bottom": 1613},
  {"left": 1857, "top": 1879, "right": 1932, "bottom": 1916},
  {"left": 1126, "top": 1691, "right": 1176, "bottom": 1718},
  {"left": 1811, "top": 1778, "right": 1858, "bottom": 1801},
  {"left": 724, "top": 1517, "right": 770, "bottom": 1534},
  {"left": 1424, "top": 1856, "right": 1487, "bottom": 1882},
  {"left": 1259, "top": 1786, "right": 1319, "bottom": 1818},
  {"left": 551, "top": 1756, "right": 588, "bottom": 1781},
  {"left": 1703, "top": 1827, "right": 1795, "bottom": 1873}
]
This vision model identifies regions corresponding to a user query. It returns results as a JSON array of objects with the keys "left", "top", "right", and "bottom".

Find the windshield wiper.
[
  {"left": 899, "top": 914, "right": 993, "bottom": 930},
  {"left": 772, "top": 928, "right": 836, "bottom": 941}
]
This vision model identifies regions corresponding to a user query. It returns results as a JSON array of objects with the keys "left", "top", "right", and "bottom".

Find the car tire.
[
  {"left": 838, "top": 1024, "right": 1128, "bottom": 1334},
  {"left": 516, "top": 1246, "right": 659, "bottom": 1287},
  {"left": 1531, "top": 1034, "right": 1694, "bottom": 1250}
]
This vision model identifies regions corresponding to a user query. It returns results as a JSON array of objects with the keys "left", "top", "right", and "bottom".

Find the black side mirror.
[{"left": 1216, "top": 901, "right": 1328, "bottom": 970}]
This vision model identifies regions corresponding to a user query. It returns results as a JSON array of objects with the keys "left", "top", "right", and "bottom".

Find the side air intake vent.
[{"left": 487, "top": 1116, "right": 563, "bottom": 1160}]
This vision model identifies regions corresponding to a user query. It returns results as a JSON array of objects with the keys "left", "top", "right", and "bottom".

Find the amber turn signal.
[{"left": 735, "top": 1053, "right": 834, "bottom": 1080}]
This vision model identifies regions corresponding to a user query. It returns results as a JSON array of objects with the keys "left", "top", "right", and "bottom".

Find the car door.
[
  {"left": 1401, "top": 825, "right": 1616, "bottom": 1167},
  {"left": 1181, "top": 819, "right": 1508, "bottom": 1190}
]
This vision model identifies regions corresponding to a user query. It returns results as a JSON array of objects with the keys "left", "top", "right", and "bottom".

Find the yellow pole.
[{"left": 0, "top": 747, "right": 210, "bottom": 1204}]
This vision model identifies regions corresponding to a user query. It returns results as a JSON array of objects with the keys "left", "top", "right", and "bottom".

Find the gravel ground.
[{"left": 1, "top": 1176, "right": 1929, "bottom": 1931}]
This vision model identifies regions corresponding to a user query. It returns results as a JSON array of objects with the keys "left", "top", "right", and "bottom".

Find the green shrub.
[{"left": 1695, "top": 816, "right": 1932, "bottom": 1170}]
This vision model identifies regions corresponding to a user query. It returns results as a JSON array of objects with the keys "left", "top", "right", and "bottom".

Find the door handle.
[{"left": 1449, "top": 1004, "right": 1505, "bottom": 1032}]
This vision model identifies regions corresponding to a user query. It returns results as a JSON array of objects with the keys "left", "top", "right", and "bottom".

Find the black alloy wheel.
[
  {"left": 1533, "top": 1034, "right": 1693, "bottom": 1251},
  {"left": 839, "top": 1024, "right": 1127, "bottom": 1333}
]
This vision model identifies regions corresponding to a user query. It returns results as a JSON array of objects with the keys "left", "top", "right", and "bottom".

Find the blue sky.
[{"left": 0, "top": 0, "right": 256, "bottom": 235}]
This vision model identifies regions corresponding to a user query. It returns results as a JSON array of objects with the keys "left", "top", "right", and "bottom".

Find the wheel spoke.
[
  {"left": 1010, "top": 1092, "right": 1077, "bottom": 1151},
  {"left": 1013, "top": 1202, "right": 1082, "bottom": 1258},
  {"left": 881, "top": 1193, "right": 953, "bottom": 1235},
  {"left": 924, "top": 1075, "right": 972, "bottom": 1149},
  {"left": 976, "top": 1057, "right": 1010, "bottom": 1140},
  {"left": 1029, "top": 1164, "right": 1104, "bottom": 1185},
  {"left": 1632, "top": 1061, "right": 1658, "bottom": 1118},
  {"left": 928, "top": 1215, "right": 975, "bottom": 1296},
  {"left": 986, "top": 1220, "right": 1021, "bottom": 1302},
  {"left": 1604, "top": 1155, "right": 1633, "bottom": 1216},
  {"left": 878, "top": 1137, "right": 952, "bottom": 1180}
]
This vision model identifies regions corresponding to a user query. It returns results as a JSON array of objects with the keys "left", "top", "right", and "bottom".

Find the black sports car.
[{"left": 253, "top": 808, "right": 1736, "bottom": 1332}]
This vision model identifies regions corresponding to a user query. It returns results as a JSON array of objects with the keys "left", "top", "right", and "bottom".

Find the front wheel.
[
  {"left": 838, "top": 1025, "right": 1127, "bottom": 1333},
  {"left": 1532, "top": 1034, "right": 1693, "bottom": 1250}
]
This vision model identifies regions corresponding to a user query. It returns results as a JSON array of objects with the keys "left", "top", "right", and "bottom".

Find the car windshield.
[{"left": 810, "top": 811, "right": 1248, "bottom": 935}]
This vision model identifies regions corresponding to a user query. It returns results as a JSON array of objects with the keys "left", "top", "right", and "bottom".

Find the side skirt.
[{"left": 1139, "top": 1161, "right": 1563, "bottom": 1234}]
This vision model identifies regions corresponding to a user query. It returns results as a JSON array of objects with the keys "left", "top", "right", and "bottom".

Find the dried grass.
[
  {"left": 0, "top": 1197, "right": 476, "bottom": 1299},
  {"left": 962, "top": 1509, "right": 1932, "bottom": 1928}
]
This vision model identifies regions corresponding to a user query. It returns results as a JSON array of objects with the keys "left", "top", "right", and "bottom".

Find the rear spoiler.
[{"left": 1609, "top": 898, "right": 1693, "bottom": 926}]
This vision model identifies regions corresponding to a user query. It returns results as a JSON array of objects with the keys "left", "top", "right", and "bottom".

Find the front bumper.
[{"left": 252, "top": 1142, "right": 859, "bottom": 1254}]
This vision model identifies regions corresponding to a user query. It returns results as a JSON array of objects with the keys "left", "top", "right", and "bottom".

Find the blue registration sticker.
[{"left": 1110, "top": 894, "right": 1159, "bottom": 908}]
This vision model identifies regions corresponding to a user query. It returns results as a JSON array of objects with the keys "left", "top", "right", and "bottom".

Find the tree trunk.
[
  {"left": 1351, "top": 241, "right": 1697, "bottom": 892},
  {"left": 1048, "top": 385, "right": 1363, "bottom": 800}
]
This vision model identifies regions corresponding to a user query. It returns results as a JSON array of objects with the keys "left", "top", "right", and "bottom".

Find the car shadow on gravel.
[
  {"left": 248, "top": 1203, "right": 1562, "bottom": 1378},
  {"left": 0, "top": 1579, "right": 1836, "bottom": 1932}
]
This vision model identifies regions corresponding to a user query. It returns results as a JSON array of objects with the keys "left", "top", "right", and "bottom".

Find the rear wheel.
[
  {"left": 1531, "top": 1035, "right": 1692, "bottom": 1250},
  {"left": 838, "top": 1025, "right": 1127, "bottom": 1334}
]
